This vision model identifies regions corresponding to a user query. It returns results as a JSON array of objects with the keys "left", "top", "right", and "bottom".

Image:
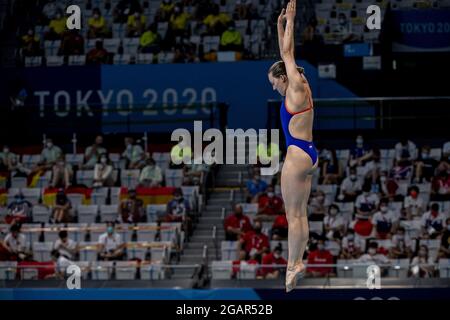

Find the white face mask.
[
  {"left": 101, "top": 158, "right": 107, "bottom": 164},
  {"left": 368, "top": 248, "right": 376, "bottom": 255},
  {"left": 274, "top": 253, "right": 280, "bottom": 259},
  {"left": 46, "top": 142, "right": 53, "bottom": 148},
  {"left": 380, "top": 206, "right": 388, "bottom": 213},
  {"left": 267, "top": 192, "right": 274, "bottom": 198},
  {"left": 380, "top": 176, "right": 387, "bottom": 182}
]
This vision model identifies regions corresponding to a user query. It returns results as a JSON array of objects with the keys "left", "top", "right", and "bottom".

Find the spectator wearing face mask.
[
  {"left": 245, "top": 172, "right": 267, "bottom": 203},
  {"left": 306, "top": 238, "right": 335, "bottom": 277},
  {"left": 53, "top": 230, "right": 77, "bottom": 260},
  {"left": 45, "top": 10, "right": 67, "bottom": 40},
  {"left": 410, "top": 245, "right": 435, "bottom": 278},
  {"left": 358, "top": 242, "right": 390, "bottom": 266},
  {"left": 88, "top": 8, "right": 110, "bottom": 39},
  {"left": 122, "top": 137, "right": 145, "bottom": 169},
  {"left": 320, "top": 148, "right": 341, "bottom": 185},
  {"left": 421, "top": 203, "right": 446, "bottom": 239},
  {"left": 372, "top": 198, "right": 399, "bottom": 239},
  {"left": 353, "top": 183, "right": 379, "bottom": 238},
  {"left": 438, "top": 218, "right": 450, "bottom": 259},
  {"left": 323, "top": 204, "right": 345, "bottom": 241},
  {"left": 139, "top": 158, "right": 163, "bottom": 187},
  {"left": 169, "top": 4, "right": 191, "bottom": 37},
  {"left": 224, "top": 204, "right": 253, "bottom": 241},
  {"left": 431, "top": 169, "right": 450, "bottom": 201},
  {"left": 33, "top": 139, "right": 62, "bottom": 174},
  {"left": 271, "top": 208, "right": 288, "bottom": 240},
  {"left": 0, "top": 145, "right": 17, "bottom": 173},
  {"left": 84, "top": 135, "right": 107, "bottom": 170},
  {"left": 127, "top": 9, "right": 147, "bottom": 37},
  {"left": 51, "top": 189, "right": 72, "bottom": 223},
  {"left": 93, "top": 153, "right": 114, "bottom": 188},
  {"left": 389, "top": 227, "right": 413, "bottom": 259},
  {"left": 240, "top": 221, "right": 270, "bottom": 261},
  {"left": 403, "top": 186, "right": 424, "bottom": 220},
  {"left": 256, "top": 186, "right": 283, "bottom": 221},
  {"left": 349, "top": 135, "right": 372, "bottom": 167},
  {"left": 166, "top": 188, "right": 190, "bottom": 221},
  {"left": 261, "top": 244, "right": 287, "bottom": 279},
  {"left": 139, "top": 23, "right": 161, "bottom": 54},
  {"left": 5, "top": 193, "right": 32, "bottom": 224},
  {"left": 119, "top": 189, "right": 144, "bottom": 223},
  {"left": 51, "top": 156, "right": 73, "bottom": 189},
  {"left": 340, "top": 229, "right": 364, "bottom": 259},
  {"left": 413, "top": 145, "right": 439, "bottom": 183},
  {"left": 309, "top": 190, "right": 329, "bottom": 221},
  {"left": 98, "top": 222, "right": 125, "bottom": 261},
  {"left": 338, "top": 166, "right": 362, "bottom": 202}
]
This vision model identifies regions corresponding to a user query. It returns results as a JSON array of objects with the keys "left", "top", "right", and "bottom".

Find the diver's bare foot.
[{"left": 285, "top": 263, "right": 306, "bottom": 293}]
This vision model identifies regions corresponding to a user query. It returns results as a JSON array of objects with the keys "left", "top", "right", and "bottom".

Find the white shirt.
[
  {"left": 323, "top": 214, "right": 345, "bottom": 230},
  {"left": 391, "top": 234, "right": 413, "bottom": 249},
  {"left": 340, "top": 177, "right": 362, "bottom": 194},
  {"left": 358, "top": 253, "right": 389, "bottom": 265},
  {"left": 3, "top": 233, "right": 27, "bottom": 253},
  {"left": 372, "top": 210, "right": 398, "bottom": 227},
  {"left": 403, "top": 196, "right": 424, "bottom": 217},
  {"left": 395, "top": 141, "right": 417, "bottom": 161},
  {"left": 342, "top": 236, "right": 364, "bottom": 251},
  {"left": 56, "top": 256, "right": 73, "bottom": 274},
  {"left": 355, "top": 193, "right": 380, "bottom": 211},
  {"left": 420, "top": 211, "right": 446, "bottom": 232},
  {"left": 53, "top": 238, "right": 77, "bottom": 259},
  {"left": 98, "top": 232, "right": 122, "bottom": 252}
]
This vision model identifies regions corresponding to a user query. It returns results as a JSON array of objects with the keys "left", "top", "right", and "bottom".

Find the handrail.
[{"left": 267, "top": 96, "right": 450, "bottom": 103}]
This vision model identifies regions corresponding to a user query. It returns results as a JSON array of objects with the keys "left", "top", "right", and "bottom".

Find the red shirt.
[
  {"left": 224, "top": 214, "right": 253, "bottom": 233},
  {"left": 307, "top": 249, "right": 334, "bottom": 275},
  {"left": 272, "top": 214, "right": 288, "bottom": 229},
  {"left": 261, "top": 252, "right": 287, "bottom": 276},
  {"left": 241, "top": 230, "right": 269, "bottom": 253},
  {"left": 258, "top": 195, "right": 283, "bottom": 215}
]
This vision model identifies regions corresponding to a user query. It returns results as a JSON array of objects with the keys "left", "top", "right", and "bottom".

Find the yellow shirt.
[
  {"left": 160, "top": 3, "right": 175, "bottom": 13},
  {"left": 49, "top": 17, "right": 67, "bottom": 34},
  {"left": 88, "top": 16, "right": 106, "bottom": 29},
  {"left": 127, "top": 15, "right": 147, "bottom": 28},
  {"left": 203, "top": 13, "right": 231, "bottom": 27},
  {"left": 170, "top": 13, "right": 190, "bottom": 30},
  {"left": 220, "top": 30, "right": 242, "bottom": 46},
  {"left": 22, "top": 34, "right": 40, "bottom": 44},
  {"left": 140, "top": 30, "right": 158, "bottom": 47}
]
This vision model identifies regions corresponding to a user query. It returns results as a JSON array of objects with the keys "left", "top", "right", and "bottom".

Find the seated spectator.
[
  {"left": 1, "top": 224, "right": 30, "bottom": 261},
  {"left": 271, "top": 209, "right": 288, "bottom": 240},
  {"left": 113, "top": 0, "right": 142, "bottom": 23},
  {"left": 240, "top": 221, "right": 269, "bottom": 260},
  {"left": 203, "top": 4, "right": 231, "bottom": 35},
  {"left": 308, "top": 190, "right": 329, "bottom": 221},
  {"left": 410, "top": 245, "right": 435, "bottom": 278},
  {"left": 438, "top": 218, "right": 450, "bottom": 259},
  {"left": 232, "top": 249, "right": 260, "bottom": 279},
  {"left": 403, "top": 185, "right": 424, "bottom": 220},
  {"left": 127, "top": 9, "right": 147, "bottom": 37},
  {"left": 86, "top": 40, "right": 109, "bottom": 64},
  {"left": 320, "top": 148, "right": 341, "bottom": 185},
  {"left": 261, "top": 244, "right": 287, "bottom": 279},
  {"left": 33, "top": 138, "right": 62, "bottom": 174},
  {"left": 139, "top": 23, "right": 161, "bottom": 54},
  {"left": 88, "top": 8, "right": 110, "bottom": 39},
  {"left": 98, "top": 222, "right": 125, "bottom": 261},
  {"left": 353, "top": 183, "right": 379, "bottom": 237},
  {"left": 5, "top": 193, "right": 32, "bottom": 224},
  {"left": 45, "top": 10, "right": 67, "bottom": 40},
  {"left": 219, "top": 22, "right": 243, "bottom": 52},
  {"left": 421, "top": 203, "right": 446, "bottom": 239},
  {"left": 256, "top": 186, "right": 283, "bottom": 221},
  {"left": 169, "top": 4, "right": 190, "bottom": 37},
  {"left": 121, "top": 137, "right": 145, "bottom": 169},
  {"left": 394, "top": 138, "right": 418, "bottom": 168},
  {"left": 51, "top": 156, "right": 73, "bottom": 189},
  {"left": 183, "top": 156, "right": 208, "bottom": 185},
  {"left": 306, "top": 238, "right": 335, "bottom": 277},
  {"left": 363, "top": 148, "right": 382, "bottom": 183},
  {"left": 59, "top": 29, "right": 84, "bottom": 56},
  {"left": 156, "top": 0, "right": 175, "bottom": 22},
  {"left": 21, "top": 28, "right": 42, "bottom": 57},
  {"left": 46, "top": 249, "right": 72, "bottom": 279},
  {"left": 349, "top": 135, "right": 372, "bottom": 167},
  {"left": 340, "top": 229, "right": 364, "bottom": 259},
  {"left": 139, "top": 158, "right": 163, "bottom": 187},
  {"left": 83, "top": 135, "right": 107, "bottom": 169},
  {"left": 358, "top": 242, "right": 390, "bottom": 266},
  {"left": 165, "top": 189, "right": 192, "bottom": 237},
  {"left": 389, "top": 227, "right": 413, "bottom": 259},
  {"left": 245, "top": 171, "right": 267, "bottom": 203},
  {"left": 337, "top": 166, "right": 362, "bottom": 202},
  {"left": 414, "top": 145, "right": 439, "bottom": 183},
  {"left": 224, "top": 204, "right": 252, "bottom": 241},
  {"left": 372, "top": 198, "right": 399, "bottom": 239},
  {"left": 118, "top": 189, "right": 144, "bottom": 223},
  {"left": 323, "top": 204, "right": 345, "bottom": 240},
  {"left": 53, "top": 230, "right": 77, "bottom": 260},
  {"left": 93, "top": 153, "right": 115, "bottom": 188},
  {"left": 51, "top": 189, "right": 72, "bottom": 223},
  {"left": 0, "top": 145, "right": 17, "bottom": 172},
  {"left": 431, "top": 169, "right": 450, "bottom": 201}
]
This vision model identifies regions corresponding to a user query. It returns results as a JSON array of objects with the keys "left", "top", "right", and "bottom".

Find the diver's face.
[{"left": 268, "top": 73, "right": 287, "bottom": 96}]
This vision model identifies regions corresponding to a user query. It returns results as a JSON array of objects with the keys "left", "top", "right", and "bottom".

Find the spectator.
[
  {"left": 338, "top": 166, "right": 362, "bottom": 202},
  {"left": 353, "top": 183, "right": 379, "bottom": 237},
  {"left": 306, "top": 238, "right": 335, "bottom": 277},
  {"left": 98, "top": 222, "right": 125, "bottom": 260},
  {"left": 127, "top": 9, "right": 147, "bottom": 37},
  {"left": 183, "top": 155, "right": 208, "bottom": 185},
  {"left": 394, "top": 138, "right": 418, "bottom": 167},
  {"left": 46, "top": 249, "right": 72, "bottom": 279},
  {"left": 219, "top": 22, "right": 243, "bottom": 51},
  {"left": 438, "top": 218, "right": 450, "bottom": 259},
  {"left": 169, "top": 4, "right": 191, "bottom": 37},
  {"left": 271, "top": 209, "right": 288, "bottom": 240},
  {"left": 113, "top": 0, "right": 142, "bottom": 23},
  {"left": 0, "top": 145, "right": 17, "bottom": 172},
  {"left": 403, "top": 185, "right": 424, "bottom": 220},
  {"left": 86, "top": 40, "right": 109, "bottom": 64},
  {"left": 323, "top": 204, "right": 345, "bottom": 240},
  {"left": 88, "top": 8, "right": 110, "bottom": 39},
  {"left": 231, "top": 249, "right": 260, "bottom": 279},
  {"left": 139, "top": 23, "right": 161, "bottom": 54},
  {"left": 308, "top": 190, "right": 329, "bottom": 221},
  {"left": 363, "top": 148, "right": 382, "bottom": 183},
  {"left": 261, "top": 244, "right": 287, "bottom": 279},
  {"left": 256, "top": 186, "right": 283, "bottom": 221},
  {"left": 51, "top": 156, "right": 73, "bottom": 188},
  {"left": 389, "top": 227, "right": 413, "bottom": 259},
  {"left": 379, "top": 170, "right": 399, "bottom": 200},
  {"left": 139, "top": 157, "right": 163, "bottom": 187},
  {"left": 59, "top": 29, "right": 84, "bottom": 56},
  {"left": 5, "top": 193, "right": 32, "bottom": 224},
  {"left": 340, "top": 229, "right": 364, "bottom": 259},
  {"left": 421, "top": 203, "right": 446, "bottom": 239},
  {"left": 46, "top": 10, "right": 67, "bottom": 40},
  {"left": 320, "top": 148, "right": 341, "bottom": 184},
  {"left": 53, "top": 230, "right": 77, "bottom": 260},
  {"left": 349, "top": 135, "right": 372, "bottom": 167},
  {"left": 224, "top": 204, "right": 252, "bottom": 241},
  {"left": 35, "top": 138, "right": 62, "bottom": 172},
  {"left": 93, "top": 153, "right": 115, "bottom": 188},
  {"left": 1, "top": 224, "right": 29, "bottom": 261},
  {"left": 358, "top": 242, "right": 390, "bottom": 266},
  {"left": 121, "top": 137, "right": 145, "bottom": 169},
  {"left": 410, "top": 245, "right": 435, "bottom": 278},
  {"left": 83, "top": 135, "right": 107, "bottom": 169},
  {"left": 431, "top": 169, "right": 450, "bottom": 201},
  {"left": 372, "top": 198, "right": 398, "bottom": 239},
  {"left": 165, "top": 188, "right": 191, "bottom": 231},
  {"left": 414, "top": 145, "right": 439, "bottom": 183},
  {"left": 240, "top": 221, "right": 269, "bottom": 260},
  {"left": 51, "top": 189, "right": 72, "bottom": 223},
  {"left": 245, "top": 171, "right": 267, "bottom": 202},
  {"left": 157, "top": 0, "right": 175, "bottom": 22},
  {"left": 118, "top": 189, "right": 144, "bottom": 223},
  {"left": 203, "top": 4, "right": 231, "bottom": 35},
  {"left": 21, "top": 28, "right": 42, "bottom": 57}
]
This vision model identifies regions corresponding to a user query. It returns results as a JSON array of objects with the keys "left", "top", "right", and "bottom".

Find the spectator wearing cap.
[
  {"left": 121, "top": 137, "right": 145, "bottom": 169},
  {"left": 51, "top": 155, "right": 73, "bottom": 189},
  {"left": 224, "top": 204, "right": 252, "bottom": 241},
  {"left": 118, "top": 189, "right": 144, "bottom": 223},
  {"left": 1, "top": 224, "right": 29, "bottom": 261},
  {"left": 414, "top": 145, "right": 439, "bottom": 183},
  {"left": 306, "top": 238, "right": 335, "bottom": 277},
  {"left": 323, "top": 204, "right": 345, "bottom": 241},
  {"left": 438, "top": 218, "right": 450, "bottom": 259},
  {"left": 340, "top": 229, "right": 364, "bottom": 259},
  {"left": 139, "top": 157, "right": 163, "bottom": 187},
  {"left": 93, "top": 153, "right": 115, "bottom": 188},
  {"left": 83, "top": 135, "right": 107, "bottom": 169},
  {"left": 86, "top": 40, "right": 109, "bottom": 64},
  {"left": 372, "top": 198, "right": 399, "bottom": 239},
  {"left": 5, "top": 193, "right": 32, "bottom": 224},
  {"left": 98, "top": 222, "right": 125, "bottom": 261},
  {"left": 271, "top": 209, "right": 288, "bottom": 240},
  {"left": 421, "top": 203, "right": 446, "bottom": 239},
  {"left": 53, "top": 230, "right": 77, "bottom": 260},
  {"left": 403, "top": 185, "right": 424, "bottom": 220},
  {"left": 261, "top": 244, "right": 287, "bottom": 279},
  {"left": 51, "top": 189, "right": 72, "bottom": 223},
  {"left": 127, "top": 9, "right": 147, "bottom": 37},
  {"left": 245, "top": 171, "right": 267, "bottom": 203},
  {"left": 88, "top": 8, "right": 110, "bottom": 39},
  {"left": 240, "top": 221, "right": 269, "bottom": 261},
  {"left": 338, "top": 166, "right": 362, "bottom": 202},
  {"left": 256, "top": 186, "right": 283, "bottom": 221},
  {"left": 389, "top": 227, "right": 413, "bottom": 259},
  {"left": 410, "top": 245, "right": 435, "bottom": 278}
]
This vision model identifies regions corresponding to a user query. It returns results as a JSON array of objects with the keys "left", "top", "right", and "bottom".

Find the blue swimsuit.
[{"left": 280, "top": 98, "right": 318, "bottom": 166}]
